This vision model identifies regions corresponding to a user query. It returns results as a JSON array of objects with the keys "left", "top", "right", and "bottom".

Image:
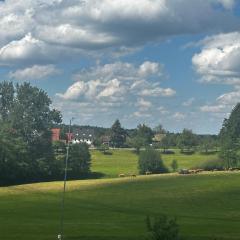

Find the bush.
[
  {"left": 171, "top": 159, "right": 178, "bottom": 172},
  {"left": 194, "top": 158, "right": 225, "bottom": 171},
  {"left": 68, "top": 143, "right": 91, "bottom": 178},
  {"left": 162, "top": 150, "right": 175, "bottom": 154},
  {"left": 146, "top": 214, "right": 180, "bottom": 240},
  {"left": 138, "top": 148, "right": 168, "bottom": 174}
]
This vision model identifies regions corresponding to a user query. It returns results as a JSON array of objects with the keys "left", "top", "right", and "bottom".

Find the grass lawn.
[
  {"left": 1, "top": 172, "right": 240, "bottom": 240},
  {"left": 91, "top": 149, "right": 218, "bottom": 177}
]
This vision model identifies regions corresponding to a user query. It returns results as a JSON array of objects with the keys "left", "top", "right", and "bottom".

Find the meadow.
[
  {"left": 1, "top": 172, "right": 240, "bottom": 240},
  {"left": 91, "top": 149, "right": 218, "bottom": 177}
]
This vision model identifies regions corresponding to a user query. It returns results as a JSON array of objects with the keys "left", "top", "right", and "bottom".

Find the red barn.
[{"left": 51, "top": 128, "right": 60, "bottom": 142}]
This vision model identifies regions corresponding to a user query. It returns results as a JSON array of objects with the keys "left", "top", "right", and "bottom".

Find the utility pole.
[{"left": 58, "top": 118, "right": 74, "bottom": 240}]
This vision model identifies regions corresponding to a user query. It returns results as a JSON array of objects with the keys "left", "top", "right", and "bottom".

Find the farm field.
[
  {"left": 91, "top": 149, "right": 218, "bottom": 177},
  {"left": 1, "top": 172, "right": 240, "bottom": 240}
]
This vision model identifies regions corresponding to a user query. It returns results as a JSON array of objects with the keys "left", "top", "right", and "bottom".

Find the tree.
[
  {"left": 200, "top": 136, "right": 216, "bottom": 154},
  {"left": 219, "top": 103, "right": 240, "bottom": 168},
  {"left": 137, "top": 124, "right": 154, "bottom": 145},
  {"left": 110, "top": 119, "right": 126, "bottom": 148},
  {"left": 161, "top": 133, "right": 172, "bottom": 152},
  {"left": 0, "top": 81, "right": 63, "bottom": 185},
  {"left": 146, "top": 215, "right": 180, "bottom": 240},
  {"left": 69, "top": 143, "right": 91, "bottom": 178},
  {"left": 127, "top": 136, "right": 146, "bottom": 154},
  {"left": 178, "top": 129, "right": 197, "bottom": 153},
  {"left": 171, "top": 159, "right": 178, "bottom": 172},
  {"left": 138, "top": 148, "right": 168, "bottom": 174},
  {"left": 153, "top": 124, "right": 166, "bottom": 134},
  {"left": 0, "top": 122, "right": 29, "bottom": 185},
  {"left": 0, "top": 81, "right": 14, "bottom": 121}
]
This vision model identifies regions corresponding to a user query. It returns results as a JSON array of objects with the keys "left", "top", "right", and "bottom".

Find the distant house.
[
  {"left": 152, "top": 133, "right": 166, "bottom": 143},
  {"left": 71, "top": 128, "right": 95, "bottom": 145},
  {"left": 101, "top": 135, "right": 111, "bottom": 146},
  {"left": 51, "top": 128, "right": 60, "bottom": 142}
]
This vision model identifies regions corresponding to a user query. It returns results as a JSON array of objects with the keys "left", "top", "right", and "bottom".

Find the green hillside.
[
  {"left": 91, "top": 149, "right": 218, "bottom": 177},
  {"left": 1, "top": 172, "right": 240, "bottom": 240}
]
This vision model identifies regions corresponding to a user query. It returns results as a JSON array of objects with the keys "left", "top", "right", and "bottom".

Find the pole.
[{"left": 58, "top": 118, "right": 73, "bottom": 240}]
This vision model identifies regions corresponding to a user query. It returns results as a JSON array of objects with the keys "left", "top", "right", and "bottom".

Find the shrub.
[
  {"left": 138, "top": 148, "right": 168, "bottom": 174},
  {"left": 146, "top": 214, "right": 180, "bottom": 240},
  {"left": 162, "top": 150, "right": 175, "bottom": 154},
  {"left": 171, "top": 159, "right": 178, "bottom": 172},
  {"left": 194, "top": 158, "right": 225, "bottom": 171}
]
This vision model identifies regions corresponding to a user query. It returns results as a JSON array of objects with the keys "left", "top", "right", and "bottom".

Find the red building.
[{"left": 51, "top": 128, "right": 60, "bottom": 141}]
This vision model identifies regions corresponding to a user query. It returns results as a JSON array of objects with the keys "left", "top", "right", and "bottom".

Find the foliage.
[
  {"left": 219, "top": 104, "right": 240, "bottom": 168},
  {"left": 137, "top": 124, "right": 154, "bottom": 144},
  {"left": 110, "top": 119, "right": 126, "bottom": 148},
  {"left": 97, "top": 144, "right": 110, "bottom": 154},
  {"left": 0, "top": 81, "right": 63, "bottom": 185},
  {"left": 127, "top": 136, "right": 146, "bottom": 154},
  {"left": 171, "top": 159, "right": 178, "bottom": 172},
  {"left": 199, "top": 136, "right": 218, "bottom": 154},
  {"left": 161, "top": 133, "right": 172, "bottom": 152},
  {"left": 68, "top": 143, "right": 91, "bottom": 178},
  {"left": 194, "top": 158, "right": 225, "bottom": 171},
  {"left": 127, "top": 124, "right": 154, "bottom": 153},
  {"left": 153, "top": 124, "right": 166, "bottom": 134},
  {"left": 138, "top": 148, "right": 168, "bottom": 174},
  {"left": 146, "top": 215, "right": 180, "bottom": 240},
  {"left": 178, "top": 129, "right": 197, "bottom": 152}
]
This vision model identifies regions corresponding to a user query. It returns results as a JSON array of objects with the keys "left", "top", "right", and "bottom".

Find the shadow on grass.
[{"left": 68, "top": 236, "right": 139, "bottom": 240}]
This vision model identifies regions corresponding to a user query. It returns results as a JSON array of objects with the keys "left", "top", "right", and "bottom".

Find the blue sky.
[{"left": 0, "top": 0, "right": 240, "bottom": 134}]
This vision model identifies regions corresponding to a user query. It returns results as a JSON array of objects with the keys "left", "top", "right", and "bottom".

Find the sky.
[{"left": 0, "top": 0, "right": 240, "bottom": 134}]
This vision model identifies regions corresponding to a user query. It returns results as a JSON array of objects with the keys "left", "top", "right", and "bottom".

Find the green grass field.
[
  {"left": 1, "top": 172, "right": 240, "bottom": 240},
  {"left": 91, "top": 149, "right": 218, "bottom": 177}
]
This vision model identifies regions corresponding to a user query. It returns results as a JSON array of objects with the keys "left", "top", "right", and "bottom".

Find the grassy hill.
[
  {"left": 91, "top": 149, "right": 218, "bottom": 177},
  {"left": 1, "top": 172, "right": 240, "bottom": 240}
]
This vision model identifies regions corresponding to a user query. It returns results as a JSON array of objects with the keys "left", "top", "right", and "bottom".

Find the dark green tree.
[
  {"left": 110, "top": 119, "right": 126, "bottom": 148},
  {"left": 178, "top": 129, "right": 197, "bottom": 153},
  {"left": 138, "top": 148, "right": 168, "bottom": 174},
  {"left": 137, "top": 124, "right": 154, "bottom": 145},
  {"left": 69, "top": 143, "right": 91, "bottom": 177},
  {"left": 0, "top": 81, "right": 14, "bottom": 121},
  {"left": 219, "top": 104, "right": 240, "bottom": 168}
]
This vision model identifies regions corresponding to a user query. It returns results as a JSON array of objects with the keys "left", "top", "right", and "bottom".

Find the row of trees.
[{"left": 101, "top": 120, "right": 218, "bottom": 154}]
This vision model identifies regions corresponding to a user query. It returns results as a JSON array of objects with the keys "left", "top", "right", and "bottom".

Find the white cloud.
[
  {"left": 8, "top": 64, "right": 60, "bottom": 80},
  {"left": 0, "top": 0, "right": 238, "bottom": 65},
  {"left": 0, "top": 33, "right": 61, "bottom": 65},
  {"left": 218, "top": 0, "right": 235, "bottom": 9},
  {"left": 193, "top": 32, "right": 240, "bottom": 85},
  {"left": 97, "top": 78, "right": 125, "bottom": 98},
  {"left": 173, "top": 112, "right": 186, "bottom": 120},
  {"left": 56, "top": 61, "right": 175, "bottom": 122},
  {"left": 183, "top": 98, "right": 195, "bottom": 107},
  {"left": 140, "top": 87, "right": 176, "bottom": 97},
  {"left": 136, "top": 98, "right": 152, "bottom": 109},
  {"left": 138, "top": 61, "right": 162, "bottom": 77}
]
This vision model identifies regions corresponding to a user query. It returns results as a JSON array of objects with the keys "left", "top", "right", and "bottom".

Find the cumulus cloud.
[
  {"left": 59, "top": 61, "right": 174, "bottom": 101},
  {"left": 8, "top": 64, "right": 60, "bottom": 81},
  {"left": 193, "top": 32, "right": 240, "bottom": 85},
  {"left": 0, "top": 0, "right": 238, "bottom": 65},
  {"left": 173, "top": 112, "right": 186, "bottom": 120},
  {"left": 0, "top": 33, "right": 64, "bottom": 65},
  {"left": 56, "top": 61, "right": 175, "bottom": 121},
  {"left": 183, "top": 98, "right": 195, "bottom": 107}
]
